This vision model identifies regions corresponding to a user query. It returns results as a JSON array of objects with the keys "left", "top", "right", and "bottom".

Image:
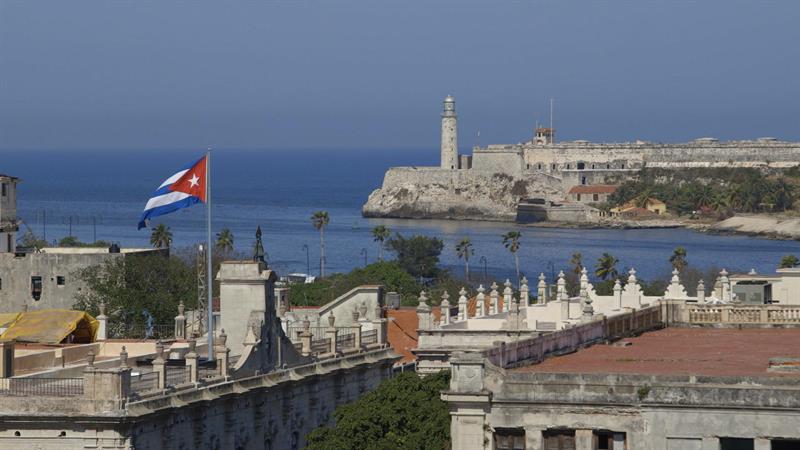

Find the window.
[
  {"left": 1, "top": 183, "right": 6, "bottom": 197},
  {"left": 538, "top": 164, "right": 542, "bottom": 170},
  {"left": 0, "top": 278, "right": 2, "bottom": 290},
  {"left": 576, "top": 194, "right": 582, "bottom": 201},
  {"left": 552, "top": 164, "right": 556, "bottom": 171},
  {"left": 31, "top": 276, "right": 42, "bottom": 301},
  {"left": 577, "top": 162, "right": 585, "bottom": 170},
  {"left": 581, "top": 176, "right": 587, "bottom": 185},
  {"left": 566, "top": 164, "right": 571, "bottom": 169},
  {"left": 719, "top": 438, "right": 754, "bottom": 450},
  {"left": 495, "top": 428, "right": 525, "bottom": 450},
  {"left": 621, "top": 164, "right": 625, "bottom": 169},
  {"left": 56, "top": 276, "right": 65, "bottom": 286},
  {"left": 595, "top": 431, "right": 626, "bottom": 450},
  {"left": 772, "top": 439, "right": 800, "bottom": 450},
  {"left": 593, "top": 194, "right": 599, "bottom": 202},
  {"left": 544, "top": 430, "right": 576, "bottom": 450}
]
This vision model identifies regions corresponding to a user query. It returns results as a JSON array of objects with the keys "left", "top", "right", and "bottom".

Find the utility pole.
[
  {"left": 196, "top": 243, "right": 207, "bottom": 337},
  {"left": 549, "top": 98, "right": 555, "bottom": 144}
]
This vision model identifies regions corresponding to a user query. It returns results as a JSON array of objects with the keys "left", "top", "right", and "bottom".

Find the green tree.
[
  {"left": 150, "top": 223, "right": 173, "bottom": 249},
  {"left": 502, "top": 231, "right": 522, "bottom": 283},
  {"left": 311, "top": 211, "right": 330, "bottom": 278},
  {"left": 669, "top": 246, "right": 688, "bottom": 272},
  {"left": 386, "top": 234, "right": 444, "bottom": 279},
  {"left": 569, "top": 252, "right": 583, "bottom": 275},
  {"left": 595, "top": 252, "right": 619, "bottom": 280},
  {"left": 694, "top": 185, "right": 715, "bottom": 209},
  {"left": 73, "top": 254, "right": 196, "bottom": 329},
  {"left": 772, "top": 177, "right": 795, "bottom": 211},
  {"left": 289, "top": 261, "right": 422, "bottom": 307},
  {"left": 454, "top": 237, "right": 474, "bottom": 281},
  {"left": 215, "top": 228, "right": 234, "bottom": 253},
  {"left": 371, "top": 225, "right": 391, "bottom": 261},
  {"left": 57, "top": 236, "right": 112, "bottom": 248},
  {"left": 20, "top": 230, "right": 48, "bottom": 250},
  {"left": 305, "top": 371, "right": 451, "bottom": 450},
  {"left": 779, "top": 255, "right": 800, "bottom": 269}
]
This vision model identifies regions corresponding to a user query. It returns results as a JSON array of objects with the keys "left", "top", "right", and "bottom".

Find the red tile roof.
[
  {"left": 567, "top": 184, "right": 619, "bottom": 195},
  {"left": 387, "top": 308, "right": 420, "bottom": 364},
  {"left": 513, "top": 327, "right": 800, "bottom": 378}
]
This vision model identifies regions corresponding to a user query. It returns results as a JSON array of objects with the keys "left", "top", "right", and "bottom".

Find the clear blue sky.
[{"left": 1, "top": 1, "right": 798, "bottom": 151}]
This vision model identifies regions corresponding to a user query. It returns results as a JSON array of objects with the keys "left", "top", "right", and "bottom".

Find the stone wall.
[
  {"left": 0, "top": 248, "right": 164, "bottom": 313},
  {"left": 362, "top": 167, "right": 562, "bottom": 221},
  {"left": 0, "top": 347, "right": 398, "bottom": 450}
]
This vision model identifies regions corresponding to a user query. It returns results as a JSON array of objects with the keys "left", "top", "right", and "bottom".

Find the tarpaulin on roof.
[
  {"left": 0, "top": 310, "right": 98, "bottom": 344},
  {"left": 0, "top": 313, "right": 20, "bottom": 330}
]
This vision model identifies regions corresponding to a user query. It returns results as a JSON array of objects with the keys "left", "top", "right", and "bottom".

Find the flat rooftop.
[{"left": 513, "top": 327, "right": 800, "bottom": 378}]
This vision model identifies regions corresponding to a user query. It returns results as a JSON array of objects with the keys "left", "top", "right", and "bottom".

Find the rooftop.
[{"left": 513, "top": 327, "right": 800, "bottom": 378}]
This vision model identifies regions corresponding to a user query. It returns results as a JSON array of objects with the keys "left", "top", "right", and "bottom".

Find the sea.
[{"left": 5, "top": 148, "right": 800, "bottom": 284}]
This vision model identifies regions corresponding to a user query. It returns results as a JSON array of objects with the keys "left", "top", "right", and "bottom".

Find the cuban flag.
[{"left": 138, "top": 156, "right": 207, "bottom": 229}]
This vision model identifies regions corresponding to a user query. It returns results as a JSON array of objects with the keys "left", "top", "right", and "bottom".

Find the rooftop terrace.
[{"left": 513, "top": 327, "right": 800, "bottom": 378}]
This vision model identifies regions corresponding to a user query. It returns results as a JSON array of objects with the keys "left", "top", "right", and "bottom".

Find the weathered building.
[
  {"left": 0, "top": 246, "right": 165, "bottom": 313},
  {"left": 0, "top": 260, "right": 399, "bottom": 449},
  {"left": 0, "top": 176, "right": 19, "bottom": 254},
  {"left": 444, "top": 322, "right": 800, "bottom": 450}
]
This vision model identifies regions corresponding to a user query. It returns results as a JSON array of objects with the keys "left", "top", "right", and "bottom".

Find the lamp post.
[
  {"left": 360, "top": 248, "right": 368, "bottom": 267},
  {"left": 302, "top": 244, "right": 310, "bottom": 275},
  {"left": 479, "top": 256, "right": 488, "bottom": 283},
  {"left": 546, "top": 260, "right": 556, "bottom": 299}
]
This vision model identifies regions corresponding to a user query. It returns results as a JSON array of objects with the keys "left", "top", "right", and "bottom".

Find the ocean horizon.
[{"left": 4, "top": 148, "right": 800, "bottom": 283}]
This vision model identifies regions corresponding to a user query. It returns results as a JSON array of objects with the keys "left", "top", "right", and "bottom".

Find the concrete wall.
[
  {"left": 0, "top": 248, "right": 164, "bottom": 313},
  {"left": 0, "top": 347, "right": 398, "bottom": 450}
]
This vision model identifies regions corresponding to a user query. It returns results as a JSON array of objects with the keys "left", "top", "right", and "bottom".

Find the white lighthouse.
[{"left": 440, "top": 95, "right": 458, "bottom": 170}]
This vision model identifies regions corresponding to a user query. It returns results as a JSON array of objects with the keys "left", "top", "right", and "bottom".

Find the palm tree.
[
  {"left": 502, "top": 231, "right": 522, "bottom": 283},
  {"left": 772, "top": 177, "right": 795, "bottom": 211},
  {"left": 455, "top": 237, "right": 474, "bottom": 281},
  {"left": 635, "top": 186, "right": 655, "bottom": 208},
  {"left": 709, "top": 192, "right": 730, "bottom": 212},
  {"left": 215, "top": 228, "right": 234, "bottom": 253},
  {"left": 371, "top": 225, "right": 391, "bottom": 261},
  {"left": 595, "top": 252, "right": 619, "bottom": 280},
  {"left": 150, "top": 224, "right": 172, "bottom": 249},
  {"left": 569, "top": 252, "right": 583, "bottom": 275},
  {"left": 780, "top": 254, "right": 800, "bottom": 269},
  {"left": 669, "top": 246, "right": 688, "bottom": 272},
  {"left": 694, "top": 185, "right": 714, "bottom": 209},
  {"left": 311, "top": 211, "right": 330, "bottom": 278}
]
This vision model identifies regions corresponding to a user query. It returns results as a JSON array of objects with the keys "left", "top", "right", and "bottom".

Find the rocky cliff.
[{"left": 362, "top": 167, "right": 563, "bottom": 221}]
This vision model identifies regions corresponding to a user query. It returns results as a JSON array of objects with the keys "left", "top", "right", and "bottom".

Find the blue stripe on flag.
[{"left": 137, "top": 195, "right": 201, "bottom": 230}]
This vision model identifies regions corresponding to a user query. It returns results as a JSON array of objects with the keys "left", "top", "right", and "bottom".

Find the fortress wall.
[
  {"left": 471, "top": 150, "right": 524, "bottom": 175},
  {"left": 382, "top": 167, "right": 470, "bottom": 188},
  {"left": 514, "top": 142, "right": 800, "bottom": 169}
]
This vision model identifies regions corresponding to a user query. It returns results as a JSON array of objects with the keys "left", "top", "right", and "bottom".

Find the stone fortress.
[{"left": 363, "top": 96, "right": 800, "bottom": 221}]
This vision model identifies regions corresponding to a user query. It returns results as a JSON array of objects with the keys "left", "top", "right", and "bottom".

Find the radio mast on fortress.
[{"left": 441, "top": 95, "right": 458, "bottom": 169}]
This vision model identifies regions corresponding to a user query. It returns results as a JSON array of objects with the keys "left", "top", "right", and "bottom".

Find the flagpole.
[{"left": 206, "top": 149, "right": 214, "bottom": 361}]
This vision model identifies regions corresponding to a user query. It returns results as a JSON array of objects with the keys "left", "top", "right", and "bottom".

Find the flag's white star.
[{"left": 188, "top": 174, "right": 200, "bottom": 188}]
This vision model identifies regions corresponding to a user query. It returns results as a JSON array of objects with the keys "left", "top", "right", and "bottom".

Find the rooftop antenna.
[
  {"left": 476, "top": 129, "right": 480, "bottom": 149},
  {"left": 549, "top": 98, "right": 555, "bottom": 144}
]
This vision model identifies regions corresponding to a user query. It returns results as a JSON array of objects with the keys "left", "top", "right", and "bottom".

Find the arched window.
[{"left": 577, "top": 162, "right": 585, "bottom": 170}]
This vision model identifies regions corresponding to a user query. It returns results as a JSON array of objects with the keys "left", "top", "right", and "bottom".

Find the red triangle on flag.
[{"left": 169, "top": 156, "right": 207, "bottom": 202}]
